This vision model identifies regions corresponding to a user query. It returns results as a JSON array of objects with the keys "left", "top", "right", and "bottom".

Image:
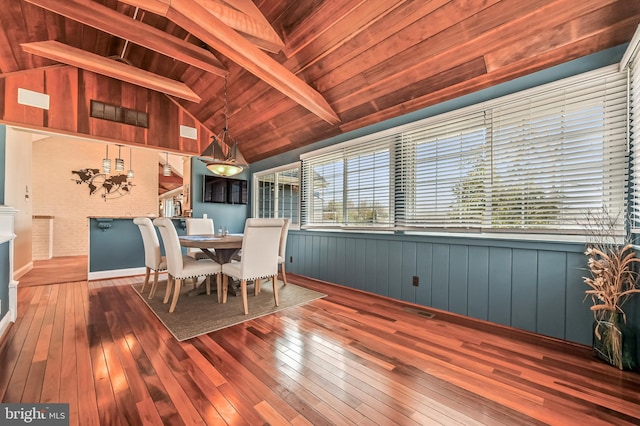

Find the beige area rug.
[{"left": 132, "top": 277, "right": 325, "bottom": 341}]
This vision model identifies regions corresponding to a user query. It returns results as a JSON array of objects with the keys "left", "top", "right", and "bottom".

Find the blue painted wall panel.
[
  {"left": 467, "top": 246, "right": 489, "bottom": 321},
  {"left": 565, "top": 251, "right": 592, "bottom": 344},
  {"left": 511, "top": 249, "right": 538, "bottom": 333},
  {"left": 431, "top": 244, "right": 450, "bottom": 310},
  {"left": 401, "top": 242, "right": 417, "bottom": 303},
  {"left": 488, "top": 247, "right": 512, "bottom": 326},
  {"left": 415, "top": 243, "right": 433, "bottom": 307},
  {"left": 449, "top": 245, "right": 469, "bottom": 316},
  {"left": 364, "top": 239, "right": 378, "bottom": 294},
  {"left": 344, "top": 238, "right": 356, "bottom": 288},
  {"left": 387, "top": 241, "right": 403, "bottom": 300},
  {"left": 376, "top": 240, "right": 390, "bottom": 296},
  {"left": 537, "top": 251, "right": 567, "bottom": 338},
  {"left": 335, "top": 237, "right": 347, "bottom": 287}
]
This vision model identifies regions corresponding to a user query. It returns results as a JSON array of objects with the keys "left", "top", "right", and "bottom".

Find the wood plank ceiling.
[{"left": 1, "top": 0, "right": 639, "bottom": 163}]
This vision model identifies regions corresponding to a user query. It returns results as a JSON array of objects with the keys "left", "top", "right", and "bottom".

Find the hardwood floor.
[
  {"left": 18, "top": 255, "right": 88, "bottom": 287},
  {"left": 2, "top": 259, "right": 640, "bottom": 425}
]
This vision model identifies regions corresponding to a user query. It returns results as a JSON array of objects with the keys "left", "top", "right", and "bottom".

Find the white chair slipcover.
[
  {"left": 133, "top": 217, "right": 167, "bottom": 299},
  {"left": 221, "top": 218, "right": 284, "bottom": 315},
  {"left": 153, "top": 217, "right": 222, "bottom": 313}
]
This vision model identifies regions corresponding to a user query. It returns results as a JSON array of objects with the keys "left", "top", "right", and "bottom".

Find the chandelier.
[{"left": 202, "top": 77, "right": 247, "bottom": 177}]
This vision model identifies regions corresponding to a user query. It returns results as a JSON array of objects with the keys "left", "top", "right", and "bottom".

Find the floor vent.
[{"left": 403, "top": 307, "right": 436, "bottom": 319}]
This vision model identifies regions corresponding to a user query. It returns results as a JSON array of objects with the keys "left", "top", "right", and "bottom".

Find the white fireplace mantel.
[{"left": 0, "top": 205, "right": 19, "bottom": 337}]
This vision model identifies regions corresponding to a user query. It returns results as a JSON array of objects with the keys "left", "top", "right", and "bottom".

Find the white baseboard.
[
  {"left": 13, "top": 261, "right": 33, "bottom": 280},
  {"left": 88, "top": 267, "right": 147, "bottom": 281},
  {"left": 0, "top": 310, "right": 13, "bottom": 341}
]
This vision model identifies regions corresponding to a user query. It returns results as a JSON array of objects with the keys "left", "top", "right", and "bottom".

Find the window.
[
  {"left": 626, "top": 26, "right": 640, "bottom": 233},
  {"left": 253, "top": 163, "right": 300, "bottom": 226},
  {"left": 302, "top": 65, "right": 629, "bottom": 236},
  {"left": 301, "top": 134, "right": 393, "bottom": 228}
]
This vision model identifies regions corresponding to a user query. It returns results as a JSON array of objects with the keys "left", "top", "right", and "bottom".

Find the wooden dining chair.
[
  {"left": 133, "top": 217, "right": 167, "bottom": 299},
  {"left": 153, "top": 217, "right": 222, "bottom": 313},
  {"left": 186, "top": 218, "right": 215, "bottom": 260},
  {"left": 221, "top": 218, "right": 284, "bottom": 315}
]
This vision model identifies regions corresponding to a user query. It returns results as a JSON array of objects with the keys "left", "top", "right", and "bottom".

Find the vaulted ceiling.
[{"left": 1, "top": 0, "right": 639, "bottom": 163}]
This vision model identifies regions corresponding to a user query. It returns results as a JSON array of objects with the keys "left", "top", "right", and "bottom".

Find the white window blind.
[
  {"left": 254, "top": 164, "right": 300, "bottom": 225},
  {"left": 301, "top": 65, "right": 628, "bottom": 236},
  {"left": 301, "top": 135, "right": 393, "bottom": 227},
  {"left": 627, "top": 26, "right": 640, "bottom": 232}
]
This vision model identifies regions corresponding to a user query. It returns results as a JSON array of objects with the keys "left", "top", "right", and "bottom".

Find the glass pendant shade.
[
  {"left": 205, "top": 162, "right": 243, "bottom": 177},
  {"left": 163, "top": 152, "right": 171, "bottom": 176},
  {"left": 115, "top": 145, "right": 125, "bottom": 171},
  {"left": 102, "top": 145, "right": 111, "bottom": 174}
]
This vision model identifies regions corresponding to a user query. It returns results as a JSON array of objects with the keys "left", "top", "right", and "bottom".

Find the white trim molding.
[{"left": 0, "top": 205, "right": 19, "bottom": 339}]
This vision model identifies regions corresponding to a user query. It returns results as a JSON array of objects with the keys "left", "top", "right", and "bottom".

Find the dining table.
[{"left": 179, "top": 233, "right": 243, "bottom": 296}]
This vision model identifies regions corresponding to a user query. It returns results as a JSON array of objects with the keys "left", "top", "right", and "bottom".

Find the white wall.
[
  {"left": 31, "top": 135, "right": 160, "bottom": 257},
  {"left": 4, "top": 128, "right": 33, "bottom": 278}
]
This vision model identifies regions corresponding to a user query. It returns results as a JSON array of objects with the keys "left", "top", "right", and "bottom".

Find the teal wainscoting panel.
[
  {"left": 312, "top": 235, "right": 322, "bottom": 280},
  {"left": 387, "top": 241, "right": 403, "bottom": 300},
  {"left": 375, "top": 239, "right": 389, "bottom": 297},
  {"left": 364, "top": 239, "right": 378, "bottom": 295},
  {"left": 89, "top": 218, "right": 145, "bottom": 272},
  {"left": 415, "top": 242, "right": 433, "bottom": 307},
  {"left": 449, "top": 245, "right": 469, "bottom": 316},
  {"left": 89, "top": 218, "right": 187, "bottom": 273},
  {"left": 488, "top": 247, "right": 513, "bottom": 326},
  {"left": 400, "top": 242, "right": 417, "bottom": 303},
  {"left": 537, "top": 251, "right": 567, "bottom": 338},
  {"left": 467, "top": 246, "right": 489, "bottom": 321},
  {"left": 344, "top": 238, "right": 356, "bottom": 288},
  {"left": 0, "top": 241, "right": 9, "bottom": 319},
  {"left": 335, "top": 237, "right": 347, "bottom": 287},
  {"left": 511, "top": 249, "right": 538, "bottom": 333},
  {"left": 431, "top": 244, "right": 450, "bottom": 311},
  {"left": 289, "top": 234, "right": 300, "bottom": 275},
  {"left": 285, "top": 230, "right": 607, "bottom": 347},
  {"left": 565, "top": 251, "right": 592, "bottom": 345},
  {"left": 326, "top": 237, "right": 338, "bottom": 284}
]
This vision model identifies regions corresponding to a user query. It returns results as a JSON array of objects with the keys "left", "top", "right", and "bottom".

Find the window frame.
[
  {"left": 299, "top": 65, "right": 629, "bottom": 241},
  {"left": 252, "top": 162, "right": 301, "bottom": 229}
]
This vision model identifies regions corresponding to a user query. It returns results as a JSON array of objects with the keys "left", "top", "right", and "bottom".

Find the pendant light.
[
  {"left": 202, "top": 76, "right": 247, "bottom": 177},
  {"left": 115, "top": 144, "right": 125, "bottom": 171},
  {"left": 102, "top": 145, "right": 111, "bottom": 174},
  {"left": 163, "top": 152, "right": 171, "bottom": 176}
]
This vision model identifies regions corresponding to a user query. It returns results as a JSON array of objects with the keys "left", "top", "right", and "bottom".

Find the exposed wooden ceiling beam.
[
  {"left": 21, "top": 40, "right": 201, "bottom": 103},
  {"left": 192, "top": 0, "right": 285, "bottom": 53},
  {"left": 25, "top": 0, "right": 227, "bottom": 77},
  {"left": 166, "top": 0, "right": 340, "bottom": 125}
]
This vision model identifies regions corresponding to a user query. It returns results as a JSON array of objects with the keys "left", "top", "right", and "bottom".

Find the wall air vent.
[{"left": 90, "top": 100, "right": 148, "bottom": 128}]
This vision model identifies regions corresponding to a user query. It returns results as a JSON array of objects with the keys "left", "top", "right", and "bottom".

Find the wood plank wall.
[
  {"left": 284, "top": 230, "right": 640, "bottom": 351},
  {"left": 0, "top": 66, "right": 211, "bottom": 155}
]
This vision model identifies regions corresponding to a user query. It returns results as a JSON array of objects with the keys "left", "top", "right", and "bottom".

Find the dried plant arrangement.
[{"left": 582, "top": 207, "right": 640, "bottom": 370}]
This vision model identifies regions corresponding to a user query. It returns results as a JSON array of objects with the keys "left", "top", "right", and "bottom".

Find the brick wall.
[{"left": 32, "top": 136, "right": 161, "bottom": 257}]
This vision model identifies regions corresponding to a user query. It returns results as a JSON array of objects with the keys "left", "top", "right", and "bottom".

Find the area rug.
[{"left": 132, "top": 277, "right": 325, "bottom": 341}]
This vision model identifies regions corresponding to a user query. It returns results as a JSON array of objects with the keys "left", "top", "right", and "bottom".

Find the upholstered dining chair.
[
  {"left": 221, "top": 218, "right": 284, "bottom": 315},
  {"left": 277, "top": 218, "right": 291, "bottom": 286},
  {"left": 186, "top": 218, "right": 215, "bottom": 260},
  {"left": 133, "top": 217, "right": 167, "bottom": 299},
  {"left": 253, "top": 218, "right": 290, "bottom": 295},
  {"left": 153, "top": 217, "right": 222, "bottom": 313}
]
